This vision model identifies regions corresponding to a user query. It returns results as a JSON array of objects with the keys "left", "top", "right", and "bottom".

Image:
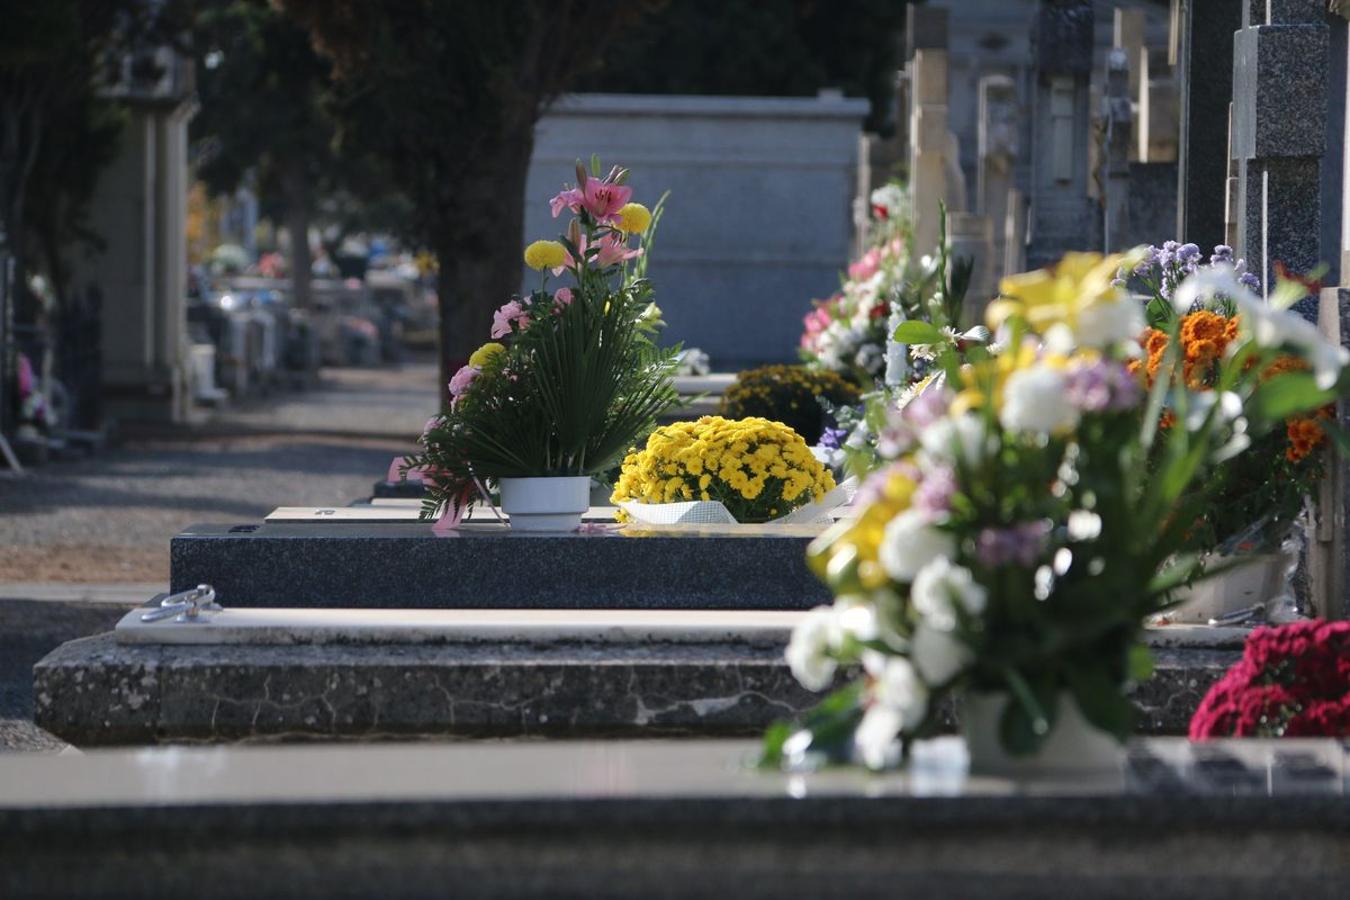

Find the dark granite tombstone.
[
  {"left": 1231, "top": 0, "right": 1330, "bottom": 315},
  {"left": 170, "top": 521, "right": 832, "bottom": 610},
  {"left": 1176, "top": 0, "right": 1244, "bottom": 251},
  {"left": 1027, "top": 0, "right": 1100, "bottom": 268}
]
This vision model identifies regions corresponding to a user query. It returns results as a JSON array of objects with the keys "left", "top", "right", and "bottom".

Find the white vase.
[
  {"left": 497, "top": 476, "right": 590, "bottom": 532},
  {"left": 960, "top": 691, "right": 1123, "bottom": 776}
]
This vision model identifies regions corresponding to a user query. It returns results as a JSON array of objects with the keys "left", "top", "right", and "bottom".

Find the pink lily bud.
[{"left": 575, "top": 160, "right": 588, "bottom": 190}]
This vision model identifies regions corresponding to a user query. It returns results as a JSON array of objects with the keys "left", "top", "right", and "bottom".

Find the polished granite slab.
[
  {"left": 1, "top": 738, "right": 1346, "bottom": 899},
  {"left": 33, "top": 624, "right": 1236, "bottom": 745},
  {"left": 170, "top": 520, "right": 833, "bottom": 609}
]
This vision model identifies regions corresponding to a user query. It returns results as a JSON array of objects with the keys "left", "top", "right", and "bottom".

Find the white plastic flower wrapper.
[{"left": 618, "top": 477, "right": 858, "bottom": 526}]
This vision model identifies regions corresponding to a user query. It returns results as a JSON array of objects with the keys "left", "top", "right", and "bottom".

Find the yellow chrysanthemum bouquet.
[{"left": 612, "top": 416, "right": 836, "bottom": 524}]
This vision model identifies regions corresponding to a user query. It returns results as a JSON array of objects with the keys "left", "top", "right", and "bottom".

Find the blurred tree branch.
[{"left": 276, "top": 0, "right": 653, "bottom": 397}]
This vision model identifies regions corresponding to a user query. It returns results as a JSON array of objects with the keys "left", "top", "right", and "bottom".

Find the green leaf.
[
  {"left": 1128, "top": 644, "right": 1155, "bottom": 682},
  {"left": 893, "top": 319, "right": 943, "bottom": 344},
  {"left": 1249, "top": 372, "right": 1338, "bottom": 422},
  {"left": 1068, "top": 667, "right": 1133, "bottom": 740}
]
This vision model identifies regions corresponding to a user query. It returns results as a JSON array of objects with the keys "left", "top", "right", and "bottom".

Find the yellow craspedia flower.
[
  {"left": 617, "top": 202, "right": 652, "bottom": 235},
  {"left": 468, "top": 342, "right": 506, "bottom": 368},
  {"left": 523, "top": 239, "right": 567, "bottom": 271}
]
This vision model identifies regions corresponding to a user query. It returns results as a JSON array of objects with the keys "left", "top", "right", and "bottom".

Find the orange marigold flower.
[
  {"left": 1285, "top": 416, "right": 1327, "bottom": 463},
  {"left": 1180, "top": 311, "right": 1229, "bottom": 345},
  {"left": 1143, "top": 329, "right": 1169, "bottom": 357},
  {"left": 1262, "top": 355, "right": 1308, "bottom": 381}
]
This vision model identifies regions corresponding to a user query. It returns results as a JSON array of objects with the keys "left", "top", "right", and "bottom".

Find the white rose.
[
  {"left": 910, "top": 622, "right": 973, "bottom": 686},
  {"left": 865, "top": 651, "right": 929, "bottom": 717},
  {"left": 878, "top": 509, "right": 957, "bottom": 582},
  {"left": 1000, "top": 365, "right": 1080, "bottom": 435},
  {"left": 785, "top": 606, "right": 840, "bottom": 691},
  {"left": 910, "top": 557, "right": 987, "bottom": 631},
  {"left": 1075, "top": 298, "right": 1144, "bottom": 348},
  {"left": 854, "top": 704, "right": 904, "bottom": 770},
  {"left": 918, "top": 413, "right": 987, "bottom": 468}
]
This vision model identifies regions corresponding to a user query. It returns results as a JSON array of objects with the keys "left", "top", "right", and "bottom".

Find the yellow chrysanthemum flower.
[
  {"left": 611, "top": 415, "right": 834, "bottom": 524},
  {"left": 617, "top": 202, "right": 652, "bottom": 235},
  {"left": 468, "top": 342, "right": 506, "bottom": 368},
  {"left": 523, "top": 239, "right": 567, "bottom": 271}
]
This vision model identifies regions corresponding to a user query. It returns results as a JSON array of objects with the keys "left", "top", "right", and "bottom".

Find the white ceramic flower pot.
[
  {"left": 497, "top": 476, "right": 590, "bottom": 532},
  {"left": 961, "top": 691, "right": 1122, "bottom": 776},
  {"left": 1167, "top": 552, "right": 1289, "bottom": 624}
]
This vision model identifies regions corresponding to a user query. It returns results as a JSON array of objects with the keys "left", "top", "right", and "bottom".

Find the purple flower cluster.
[
  {"left": 911, "top": 465, "right": 956, "bottom": 518},
  {"left": 817, "top": 426, "right": 850, "bottom": 451},
  {"left": 1122, "top": 242, "right": 1261, "bottom": 303},
  {"left": 1065, "top": 359, "right": 1141, "bottom": 412},
  {"left": 975, "top": 520, "right": 1051, "bottom": 568}
]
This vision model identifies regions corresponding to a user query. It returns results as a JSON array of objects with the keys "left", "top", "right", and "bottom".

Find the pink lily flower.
[
  {"left": 550, "top": 187, "right": 584, "bottom": 218},
  {"left": 594, "top": 232, "right": 643, "bottom": 267},
  {"left": 580, "top": 176, "right": 632, "bottom": 223}
]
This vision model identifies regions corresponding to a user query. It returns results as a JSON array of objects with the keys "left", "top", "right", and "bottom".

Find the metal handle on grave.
[{"left": 140, "top": 584, "right": 221, "bottom": 623}]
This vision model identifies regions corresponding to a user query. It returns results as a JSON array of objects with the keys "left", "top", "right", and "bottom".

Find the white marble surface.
[
  {"left": 1, "top": 737, "right": 1343, "bottom": 810},
  {"left": 0, "top": 737, "right": 1076, "bottom": 808},
  {"left": 115, "top": 607, "right": 803, "bottom": 645}
]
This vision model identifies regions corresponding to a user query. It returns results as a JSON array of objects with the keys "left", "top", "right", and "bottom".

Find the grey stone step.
[
  {"left": 1, "top": 737, "right": 1345, "bottom": 898},
  {"left": 170, "top": 521, "right": 831, "bottom": 609},
  {"left": 33, "top": 629, "right": 1237, "bottom": 746}
]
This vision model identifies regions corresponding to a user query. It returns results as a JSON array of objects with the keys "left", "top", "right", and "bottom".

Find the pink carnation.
[
  {"left": 448, "top": 365, "right": 479, "bottom": 406},
  {"left": 491, "top": 300, "right": 531, "bottom": 339}
]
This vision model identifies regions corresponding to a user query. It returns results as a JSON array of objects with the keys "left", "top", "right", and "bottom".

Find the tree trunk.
[
  {"left": 280, "top": 159, "right": 314, "bottom": 311},
  {"left": 434, "top": 127, "right": 534, "bottom": 405}
]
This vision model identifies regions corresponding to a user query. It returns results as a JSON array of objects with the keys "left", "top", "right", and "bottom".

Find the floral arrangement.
[
  {"left": 1190, "top": 619, "right": 1349, "bottom": 738},
  {"left": 719, "top": 364, "right": 860, "bottom": 445},
  {"left": 799, "top": 183, "right": 930, "bottom": 384},
  {"left": 611, "top": 416, "right": 835, "bottom": 524},
  {"left": 766, "top": 252, "right": 1348, "bottom": 770},
  {"left": 1128, "top": 244, "right": 1331, "bottom": 550},
  {"left": 406, "top": 159, "right": 680, "bottom": 524}
]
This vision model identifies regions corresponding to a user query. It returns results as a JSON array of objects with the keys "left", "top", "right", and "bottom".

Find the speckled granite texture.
[
  {"left": 33, "top": 634, "right": 1234, "bottom": 746},
  {"left": 170, "top": 522, "right": 832, "bottom": 609}
]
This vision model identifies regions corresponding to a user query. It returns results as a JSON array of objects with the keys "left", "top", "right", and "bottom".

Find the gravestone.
[
  {"left": 1176, "top": 0, "right": 1243, "bottom": 251},
  {"left": 1231, "top": 0, "right": 1329, "bottom": 310},
  {"left": 978, "top": 75, "right": 1019, "bottom": 283},
  {"left": 907, "top": 6, "right": 951, "bottom": 258},
  {"left": 1027, "top": 0, "right": 1100, "bottom": 269},
  {"left": 1102, "top": 49, "right": 1134, "bottom": 251}
]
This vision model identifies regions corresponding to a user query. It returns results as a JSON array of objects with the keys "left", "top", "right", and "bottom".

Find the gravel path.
[
  {"left": 0, "top": 363, "right": 438, "bottom": 583},
  {"left": 0, "top": 362, "right": 439, "bottom": 750}
]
